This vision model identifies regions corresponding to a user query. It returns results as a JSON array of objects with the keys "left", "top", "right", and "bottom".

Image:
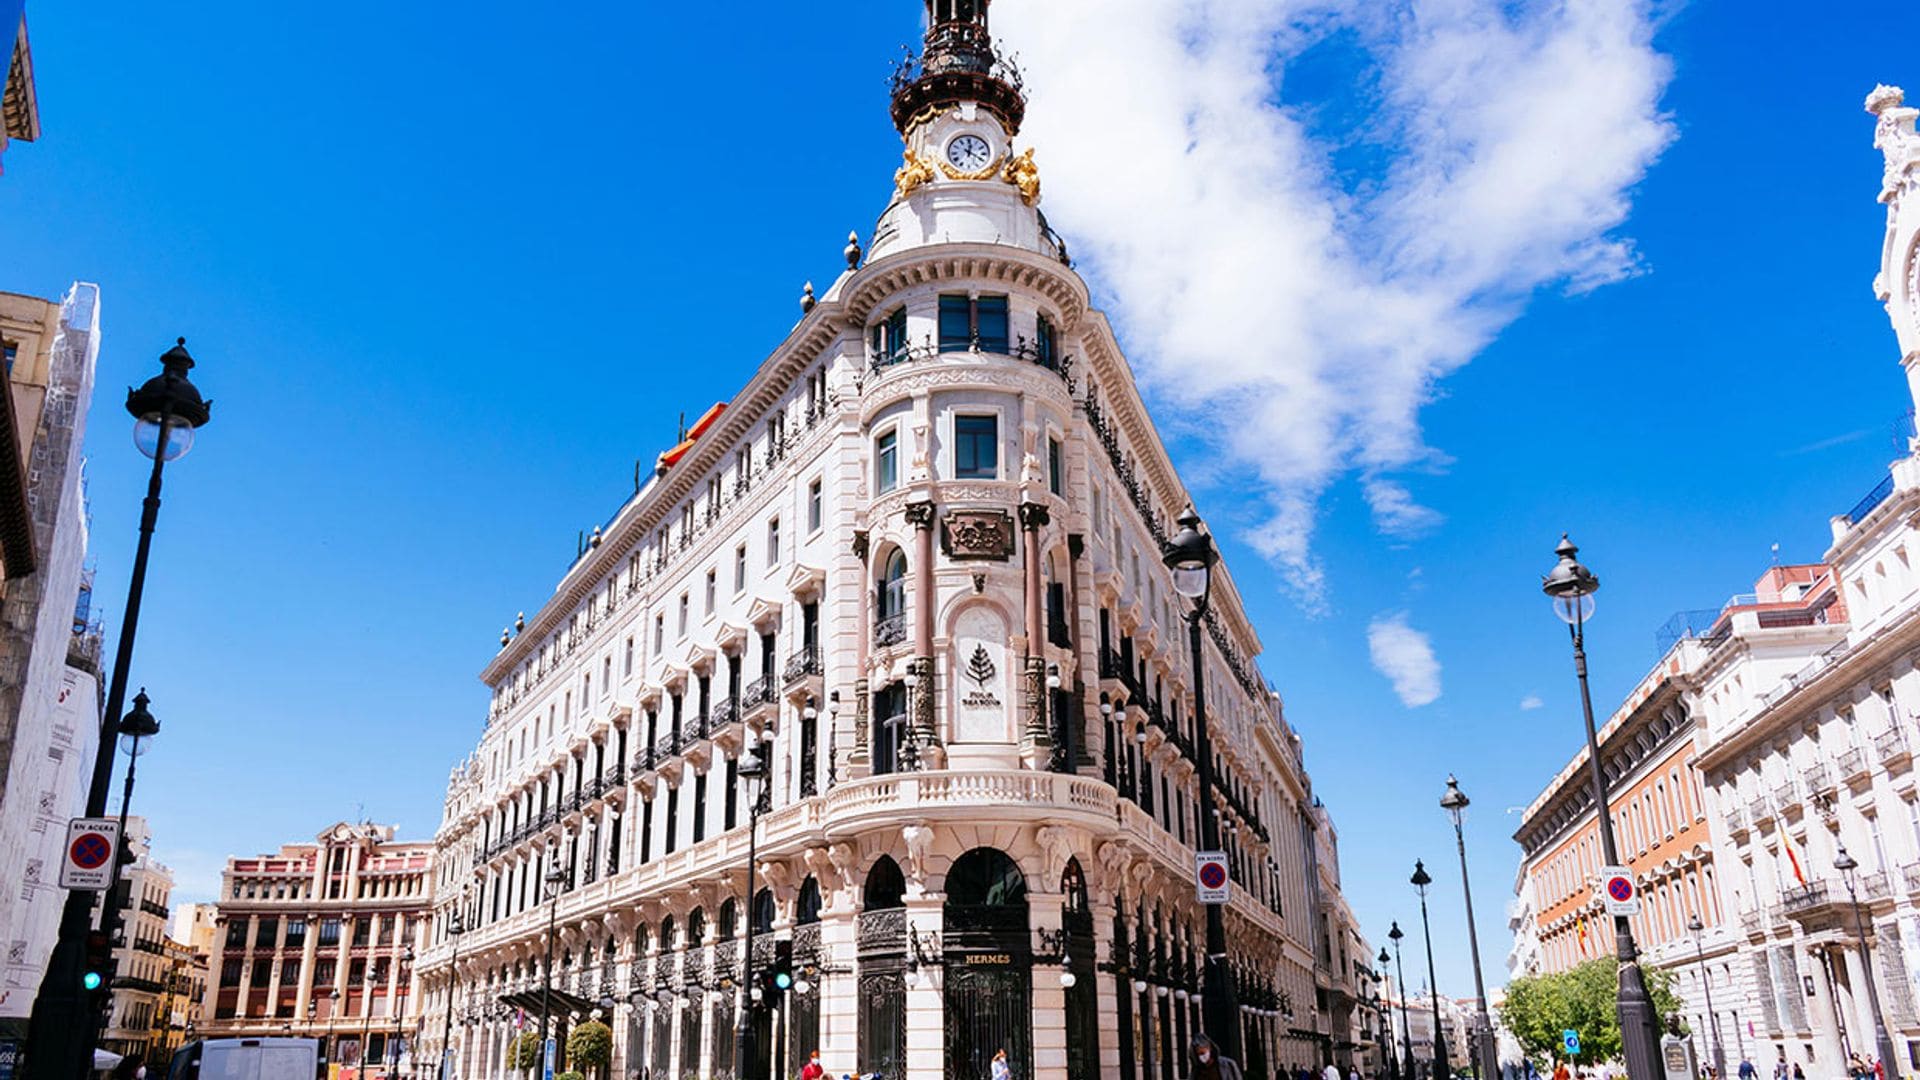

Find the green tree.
[
  {"left": 1499, "top": 956, "right": 1683, "bottom": 1066},
  {"left": 566, "top": 1022, "right": 613, "bottom": 1080},
  {"left": 510, "top": 1032, "right": 544, "bottom": 1074}
]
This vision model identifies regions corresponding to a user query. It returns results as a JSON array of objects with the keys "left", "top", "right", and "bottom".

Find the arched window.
[
  {"left": 946, "top": 847, "right": 1027, "bottom": 908},
  {"left": 753, "top": 887, "right": 776, "bottom": 934},
  {"left": 688, "top": 908, "right": 706, "bottom": 948},
  {"left": 879, "top": 550, "right": 908, "bottom": 623},
  {"left": 797, "top": 877, "right": 823, "bottom": 925},
  {"left": 660, "top": 915, "right": 677, "bottom": 952},
  {"left": 634, "top": 922, "right": 651, "bottom": 956},
  {"left": 1061, "top": 858, "right": 1089, "bottom": 916},
  {"left": 865, "top": 856, "right": 907, "bottom": 910},
  {"left": 718, "top": 898, "right": 737, "bottom": 940}
]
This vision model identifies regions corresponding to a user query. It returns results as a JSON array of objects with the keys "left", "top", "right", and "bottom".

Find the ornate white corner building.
[{"left": 415, "top": 5, "right": 1362, "bottom": 1080}]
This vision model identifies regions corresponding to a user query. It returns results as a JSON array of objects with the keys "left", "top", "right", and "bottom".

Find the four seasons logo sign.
[{"left": 962, "top": 644, "right": 1001, "bottom": 709}]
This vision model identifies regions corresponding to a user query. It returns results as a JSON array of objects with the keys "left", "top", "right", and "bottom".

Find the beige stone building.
[
  {"left": 199, "top": 822, "right": 434, "bottom": 1072},
  {"left": 416, "top": 5, "right": 1357, "bottom": 1080},
  {"left": 0, "top": 8, "right": 36, "bottom": 175},
  {"left": 96, "top": 818, "right": 179, "bottom": 1060}
]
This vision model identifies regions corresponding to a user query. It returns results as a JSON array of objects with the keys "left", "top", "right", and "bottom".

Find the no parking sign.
[
  {"left": 1598, "top": 865, "right": 1640, "bottom": 916},
  {"left": 59, "top": 818, "right": 120, "bottom": 890},
  {"left": 1195, "top": 851, "right": 1230, "bottom": 905}
]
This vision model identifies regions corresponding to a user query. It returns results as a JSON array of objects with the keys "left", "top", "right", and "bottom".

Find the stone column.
[
  {"left": 905, "top": 501, "right": 942, "bottom": 763},
  {"left": 820, "top": 903, "right": 860, "bottom": 1076},
  {"left": 904, "top": 895, "right": 945, "bottom": 1080},
  {"left": 851, "top": 529, "right": 871, "bottom": 776},
  {"left": 1029, "top": 890, "right": 1069, "bottom": 1080},
  {"left": 1020, "top": 502, "right": 1053, "bottom": 765},
  {"left": 1089, "top": 895, "right": 1122, "bottom": 1080}
]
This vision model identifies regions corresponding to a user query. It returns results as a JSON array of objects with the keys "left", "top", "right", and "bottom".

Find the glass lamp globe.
[{"left": 134, "top": 416, "right": 195, "bottom": 461}]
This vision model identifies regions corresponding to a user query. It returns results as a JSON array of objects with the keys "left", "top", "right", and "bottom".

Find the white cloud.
[
  {"left": 998, "top": 0, "right": 1674, "bottom": 606},
  {"left": 1367, "top": 612, "right": 1443, "bottom": 706},
  {"left": 1520, "top": 694, "right": 1545, "bottom": 711}
]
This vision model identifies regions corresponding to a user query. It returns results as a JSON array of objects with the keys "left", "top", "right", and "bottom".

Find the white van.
[{"left": 166, "top": 1038, "right": 320, "bottom": 1080}]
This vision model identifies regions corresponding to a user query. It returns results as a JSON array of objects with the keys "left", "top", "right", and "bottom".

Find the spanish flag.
[
  {"left": 1786, "top": 843, "right": 1807, "bottom": 887},
  {"left": 1577, "top": 916, "right": 1592, "bottom": 958}
]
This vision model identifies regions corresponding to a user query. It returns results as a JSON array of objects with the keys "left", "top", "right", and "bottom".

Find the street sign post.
[
  {"left": 58, "top": 818, "right": 120, "bottom": 890},
  {"left": 1598, "top": 865, "right": 1641, "bottom": 916},
  {"left": 543, "top": 1037, "right": 555, "bottom": 1080},
  {"left": 1195, "top": 851, "right": 1230, "bottom": 905}
]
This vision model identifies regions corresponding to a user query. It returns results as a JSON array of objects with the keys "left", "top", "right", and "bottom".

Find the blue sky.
[{"left": 1, "top": 0, "right": 1912, "bottom": 998}]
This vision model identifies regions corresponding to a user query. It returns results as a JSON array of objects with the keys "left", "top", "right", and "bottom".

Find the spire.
[{"left": 890, "top": 0, "right": 1024, "bottom": 136}]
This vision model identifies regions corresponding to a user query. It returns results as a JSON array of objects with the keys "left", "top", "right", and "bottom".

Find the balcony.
[
  {"left": 782, "top": 646, "right": 822, "bottom": 686},
  {"left": 1725, "top": 805, "right": 1750, "bottom": 836},
  {"left": 874, "top": 614, "right": 907, "bottom": 648},
  {"left": 1748, "top": 795, "right": 1776, "bottom": 825},
  {"left": 1836, "top": 747, "right": 1871, "bottom": 785},
  {"left": 1804, "top": 762, "right": 1834, "bottom": 797},
  {"left": 1772, "top": 783, "right": 1800, "bottom": 818},
  {"left": 1904, "top": 861, "right": 1920, "bottom": 895},
  {"left": 1739, "top": 908, "right": 1763, "bottom": 936},
  {"left": 1876, "top": 728, "right": 1912, "bottom": 769},
  {"left": 742, "top": 674, "right": 777, "bottom": 720},
  {"left": 1783, "top": 873, "right": 1891, "bottom": 927}
]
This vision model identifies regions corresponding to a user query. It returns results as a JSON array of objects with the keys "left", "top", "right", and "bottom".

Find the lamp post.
[
  {"left": 327, "top": 987, "right": 342, "bottom": 1067},
  {"left": 1439, "top": 777, "right": 1499, "bottom": 1080},
  {"left": 1162, "top": 506, "right": 1241, "bottom": 1063},
  {"left": 391, "top": 945, "right": 415, "bottom": 1080},
  {"left": 1388, "top": 923, "right": 1415, "bottom": 1080},
  {"left": 440, "top": 910, "right": 466, "bottom": 1080},
  {"left": 1411, "top": 862, "right": 1448, "bottom": 1079},
  {"left": 1686, "top": 914, "right": 1725, "bottom": 1077},
  {"left": 540, "top": 858, "right": 567, "bottom": 1080},
  {"left": 1541, "top": 535, "right": 1662, "bottom": 1079},
  {"left": 1835, "top": 844, "right": 1902, "bottom": 1077},
  {"left": 734, "top": 728, "right": 769, "bottom": 1080},
  {"left": 1379, "top": 948, "right": 1401, "bottom": 1080},
  {"left": 24, "top": 339, "right": 211, "bottom": 1078}
]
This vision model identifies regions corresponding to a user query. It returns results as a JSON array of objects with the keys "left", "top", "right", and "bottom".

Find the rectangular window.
[
  {"left": 225, "top": 921, "right": 247, "bottom": 949},
  {"left": 976, "top": 295, "right": 1009, "bottom": 352},
  {"left": 870, "top": 306, "right": 910, "bottom": 365},
  {"left": 954, "top": 414, "right": 999, "bottom": 478},
  {"left": 768, "top": 517, "right": 781, "bottom": 566},
  {"left": 678, "top": 594, "right": 689, "bottom": 637},
  {"left": 2, "top": 342, "right": 15, "bottom": 376},
  {"left": 807, "top": 479, "right": 823, "bottom": 534},
  {"left": 876, "top": 431, "right": 899, "bottom": 493},
  {"left": 705, "top": 569, "right": 717, "bottom": 614},
  {"left": 284, "top": 918, "right": 307, "bottom": 949},
  {"left": 318, "top": 919, "right": 342, "bottom": 947},
  {"left": 1037, "top": 314, "right": 1058, "bottom": 368},
  {"left": 735, "top": 545, "right": 748, "bottom": 593},
  {"left": 693, "top": 772, "right": 708, "bottom": 843},
  {"left": 654, "top": 614, "right": 665, "bottom": 652},
  {"left": 1048, "top": 437, "right": 1063, "bottom": 495},
  {"left": 312, "top": 958, "right": 335, "bottom": 988},
  {"left": 624, "top": 636, "right": 635, "bottom": 677},
  {"left": 939, "top": 295, "right": 972, "bottom": 353},
  {"left": 220, "top": 959, "right": 243, "bottom": 987}
]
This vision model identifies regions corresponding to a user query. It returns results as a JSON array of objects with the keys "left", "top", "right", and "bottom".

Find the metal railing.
[
  {"left": 783, "top": 645, "right": 822, "bottom": 684},
  {"left": 1848, "top": 474, "right": 1896, "bottom": 524},
  {"left": 874, "top": 613, "right": 907, "bottom": 647},
  {"left": 1876, "top": 728, "right": 1910, "bottom": 764},
  {"left": 1836, "top": 747, "right": 1868, "bottom": 780}
]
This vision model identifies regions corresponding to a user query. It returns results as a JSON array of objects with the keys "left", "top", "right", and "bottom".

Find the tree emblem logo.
[{"left": 966, "top": 644, "right": 996, "bottom": 689}]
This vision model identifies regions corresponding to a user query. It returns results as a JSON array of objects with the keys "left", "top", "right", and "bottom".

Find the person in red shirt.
[{"left": 800, "top": 1050, "right": 824, "bottom": 1080}]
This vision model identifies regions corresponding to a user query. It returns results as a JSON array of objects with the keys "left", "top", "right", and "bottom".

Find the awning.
[{"left": 499, "top": 986, "right": 599, "bottom": 1018}]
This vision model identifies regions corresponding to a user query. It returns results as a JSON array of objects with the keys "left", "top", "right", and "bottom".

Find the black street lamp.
[
  {"left": 1410, "top": 862, "right": 1448, "bottom": 1079},
  {"left": 1835, "top": 844, "right": 1901, "bottom": 1077},
  {"left": 1541, "top": 535, "right": 1663, "bottom": 1080},
  {"left": 1161, "top": 506, "right": 1241, "bottom": 1063},
  {"left": 1685, "top": 914, "right": 1725, "bottom": 1077},
  {"left": 734, "top": 728, "right": 770, "bottom": 1080},
  {"left": 1379, "top": 948, "right": 1401, "bottom": 1080},
  {"left": 1388, "top": 923, "right": 1415, "bottom": 1080},
  {"left": 24, "top": 339, "right": 211, "bottom": 1078},
  {"left": 326, "top": 987, "right": 342, "bottom": 1065},
  {"left": 1439, "top": 777, "right": 1498, "bottom": 1080},
  {"left": 440, "top": 909, "right": 466, "bottom": 1080},
  {"left": 391, "top": 945, "right": 415, "bottom": 1079},
  {"left": 540, "top": 857, "right": 568, "bottom": 1079}
]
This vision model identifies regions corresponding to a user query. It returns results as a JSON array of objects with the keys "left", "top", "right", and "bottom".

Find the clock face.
[{"left": 946, "top": 134, "right": 993, "bottom": 173}]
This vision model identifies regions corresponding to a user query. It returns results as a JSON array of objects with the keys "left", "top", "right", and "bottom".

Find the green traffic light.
[
  {"left": 774, "top": 972, "right": 792, "bottom": 990},
  {"left": 83, "top": 972, "right": 103, "bottom": 991}
]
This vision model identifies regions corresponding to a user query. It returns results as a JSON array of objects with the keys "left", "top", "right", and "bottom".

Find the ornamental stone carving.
[{"left": 941, "top": 509, "right": 1014, "bottom": 560}]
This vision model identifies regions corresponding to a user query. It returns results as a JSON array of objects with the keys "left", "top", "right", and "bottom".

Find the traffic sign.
[
  {"left": 543, "top": 1037, "right": 556, "bottom": 1080},
  {"left": 1598, "top": 865, "right": 1640, "bottom": 916},
  {"left": 1195, "top": 851, "right": 1230, "bottom": 905},
  {"left": 59, "top": 818, "right": 121, "bottom": 890},
  {"left": 1563, "top": 1030, "right": 1581, "bottom": 1057}
]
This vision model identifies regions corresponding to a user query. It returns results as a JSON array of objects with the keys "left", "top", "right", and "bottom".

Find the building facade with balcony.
[
  {"left": 414, "top": 5, "right": 1353, "bottom": 1080},
  {"left": 197, "top": 822, "right": 433, "bottom": 1072}
]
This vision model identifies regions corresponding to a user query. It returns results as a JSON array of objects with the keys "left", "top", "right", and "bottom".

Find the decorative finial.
[
  {"left": 590, "top": 525, "right": 603, "bottom": 548},
  {"left": 515, "top": 612, "right": 525, "bottom": 632},
  {"left": 845, "top": 231, "right": 862, "bottom": 269},
  {"left": 800, "top": 281, "right": 817, "bottom": 313},
  {"left": 501, "top": 628, "right": 511, "bottom": 647}
]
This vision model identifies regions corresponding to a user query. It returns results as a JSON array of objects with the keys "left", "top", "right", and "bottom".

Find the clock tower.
[{"left": 867, "top": 0, "right": 1060, "bottom": 263}]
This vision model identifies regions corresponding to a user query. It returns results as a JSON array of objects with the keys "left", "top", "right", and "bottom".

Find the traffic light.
[
  {"left": 761, "top": 960, "right": 793, "bottom": 999},
  {"left": 82, "top": 929, "right": 113, "bottom": 993}
]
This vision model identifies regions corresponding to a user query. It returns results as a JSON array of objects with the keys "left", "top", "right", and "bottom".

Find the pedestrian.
[
  {"left": 1326, "top": 1062, "right": 1342, "bottom": 1080},
  {"left": 1192, "top": 1036, "right": 1245, "bottom": 1080},
  {"left": 991, "top": 1048, "right": 1012, "bottom": 1080},
  {"left": 1737, "top": 1059, "right": 1755, "bottom": 1080},
  {"left": 1552, "top": 1061, "right": 1569, "bottom": 1080}
]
